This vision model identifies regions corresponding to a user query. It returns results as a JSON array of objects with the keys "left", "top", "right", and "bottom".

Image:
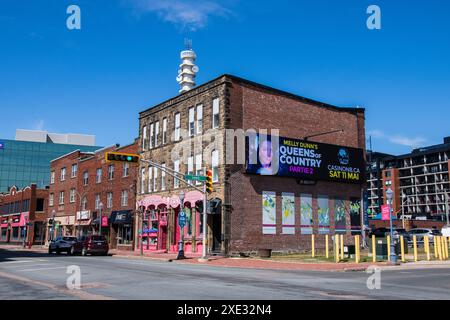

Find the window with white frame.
[
  {"left": 212, "top": 150, "right": 219, "bottom": 182},
  {"left": 71, "top": 164, "right": 78, "bottom": 178},
  {"left": 196, "top": 104, "right": 203, "bottom": 135},
  {"left": 121, "top": 190, "right": 128, "bottom": 207},
  {"left": 50, "top": 171, "right": 55, "bottom": 184},
  {"left": 96, "top": 168, "right": 102, "bottom": 184},
  {"left": 59, "top": 191, "right": 65, "bottom": 205},
  {"left": 155, "top": 121, "right": 160, "bottom": 147},
  {"left": 49, "top": 193, "right": 54, "bottom": 207},
  {"left": 61, "top": 167, "right": 66, "bottom": 181},
  {"left": 81, "top": 196, "right": 88, "bottom": 210},
  {"left": 153, "top": 167, "right": 158, "bottom": 192},
  {"left": 95, "top": 194, "right": 101, "bottom": 210},
  {"left": 83, "top": 171, "right": 89, "bottom": 186},
  {"left": 162, "top": 118, "right": 168, "bottom": 145},
  {"left": 70, "top": 189, "right": 75, "bottom": 203},
  {"left": 195, "top": 153, "right": 202, "bottom": 185},
  {"left": 123, "top": 162, "right": 129, "bottom": 177},
  {"left": 148, "top": 166, "right": 153, "bottom": 193},
  {"left": 174, "top": 160, "right": 180, "bottom": 188},
  {"left": 174, "top": 113, "right": 181, "bottom": 142},
  {"left": 107, "top": 192, "right": 113, "bottom": 209},
  {"left": 189, "top": 107, "right": 195, "bottom": 137},
  {"left": 212, "top": 98, "right": 220, "bottom": 129},
  {"left": 150, "top": 123, "right": 154, "bottom": 149},
  {"left": 161, "top": 163, "right": 166, "bottom": 191},
  {"left": 108, "top": 165, "right": 115, "bottom": 180},
  {"left": 142, "top": 125, "right": 148, "bottom": 151},
  {"left": 141, "top": 167, "right": 146, "bottom": 194},
  {"left": 187, "top": 155, "right": 194, "bottom": 183}
]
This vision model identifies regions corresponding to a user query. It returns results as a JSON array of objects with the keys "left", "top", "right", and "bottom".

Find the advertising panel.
[{"left": 246, "top": 134, "right": 365, "bottom": 184}]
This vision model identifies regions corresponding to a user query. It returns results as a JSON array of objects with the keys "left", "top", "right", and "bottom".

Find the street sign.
[
  {"left": 178, "top": 211, "right": 187, "bottom": 228},
  {"left": 184, "top": 175, "right": 206, "bottom": 182}
]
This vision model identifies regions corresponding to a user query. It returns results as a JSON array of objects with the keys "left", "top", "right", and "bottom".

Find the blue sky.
[{"left": 1, "top": 0, "right": 449, "bottom": 155}]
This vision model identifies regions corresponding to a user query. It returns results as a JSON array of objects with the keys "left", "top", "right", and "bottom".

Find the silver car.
[{"left": 407, "top": 228, "right": 441, "bottom": 245}]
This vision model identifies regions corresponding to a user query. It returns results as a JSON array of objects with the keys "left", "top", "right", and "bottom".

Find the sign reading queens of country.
[{"left": 245, "top": 134, "right": 365, "bottom": 184}]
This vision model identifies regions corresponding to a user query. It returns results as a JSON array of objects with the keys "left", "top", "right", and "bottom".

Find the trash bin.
[
  {"left": 258, "top": 249, "right": 272, "bottom": 258},
  {"left": 369, "top": 238, "right": 404, "bottom": 260}
]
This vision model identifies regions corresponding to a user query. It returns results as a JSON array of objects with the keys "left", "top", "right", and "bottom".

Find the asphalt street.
[{"left": 0, "top": 248, "right": 449, "bottom": 300}]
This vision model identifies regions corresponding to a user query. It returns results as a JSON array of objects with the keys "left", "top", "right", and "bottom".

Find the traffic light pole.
[
  {"left": 202, "top": 167, "right": 208, "bottom": 260},
  {"left": 139, "top": 159, "right": 210, "bottom": 261}
]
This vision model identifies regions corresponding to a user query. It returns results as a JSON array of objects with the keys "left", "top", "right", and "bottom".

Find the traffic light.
[
  {"left": 105, "top": 152, "right": 140, "bottom": 164},
  {"left": 206, "top": 169, "right": 213, "bottom": 194}
]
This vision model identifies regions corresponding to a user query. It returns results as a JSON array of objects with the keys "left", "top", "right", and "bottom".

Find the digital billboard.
[{"left": 246, "top": 134, "right": 365, "bottom": 184}]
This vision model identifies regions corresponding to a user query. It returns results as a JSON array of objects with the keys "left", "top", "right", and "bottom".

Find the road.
[{"left": 1, "top": 248, "right": 450, "bottom": 300}]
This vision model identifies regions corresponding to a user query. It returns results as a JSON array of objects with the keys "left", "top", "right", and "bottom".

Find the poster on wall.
[
  {"left": 300, "top": 194, "right": 313, "bottom": 234},
  {"left": 246, "top": 134, "right": 365, "bottom": 184},
  {"left": 334, "top": 199, "right": 347, "bottom": 234},
  {"left": 262, "top": 191, "right": 276, "bottom": 234},
  {"left": 282, "top": 193, "right": 295, "bottom": 234},
  {"left": 350, "top": 198, "right": 362, "bottom": 235},
  {"left": 318, "top": 195, "right": 330, "bottom": 234}
]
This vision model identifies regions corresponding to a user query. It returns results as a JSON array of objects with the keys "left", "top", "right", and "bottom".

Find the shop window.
[
  {"left": 185, "top": 207, "right": 193, "bottom": 237},
  {"left": 262, "top": 191, "right": 276, "bottom": 235},
  {"left": 12, "top": 227, "right": 19, "bottom": 240},
  {"left": 1, "top": 228, "right": 7, "bottom": 240},
  {"left": 118, "top": 226, "right": 133, "bottom": 245},
  {"left": 300, "top": 194, "right": 313, "bottom": 235}
]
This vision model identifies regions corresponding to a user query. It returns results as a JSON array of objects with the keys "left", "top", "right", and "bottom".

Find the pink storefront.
[
  {"left": 0, "top": 212, "right": 29, "bottom": 243},
  {"left": 136, "top": 191, "right": 204, "bottom": 254}
]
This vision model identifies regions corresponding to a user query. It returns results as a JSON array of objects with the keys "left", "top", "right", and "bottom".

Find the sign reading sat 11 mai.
[{"left": 246, "top": 134, "right": 365, "bottom": 184}]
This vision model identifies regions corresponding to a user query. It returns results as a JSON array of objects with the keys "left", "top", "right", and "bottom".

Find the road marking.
[
  {"left": 18, "top": 267, "right": 67, "bottom": 272},
  {"left": 1, "top": 259, "right": 47, "bottom": 264}
]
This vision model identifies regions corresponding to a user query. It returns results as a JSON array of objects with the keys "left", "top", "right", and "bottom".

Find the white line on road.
[{"left": 18, "top": 267, "right": 67, "bottom": 272}]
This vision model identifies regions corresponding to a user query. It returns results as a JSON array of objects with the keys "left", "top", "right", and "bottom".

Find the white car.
[{"left": 441, "top": 226, "right": 450, "bottom": 237}]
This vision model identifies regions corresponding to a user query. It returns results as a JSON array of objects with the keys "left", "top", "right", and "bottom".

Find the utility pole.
[{"left": 445, "top": 191, "right": 449, "bottom": 227}]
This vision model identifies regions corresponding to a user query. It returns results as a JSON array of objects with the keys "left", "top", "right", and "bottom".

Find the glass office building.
[{"left": 0, "top": 139, "right": 102, "bottom": 193}]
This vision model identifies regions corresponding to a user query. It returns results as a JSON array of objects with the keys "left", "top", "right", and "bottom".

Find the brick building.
[
  {"left": 137, "top": 74, "right": 366, "bottom": 256},
  {"left": 0, "top": 184, "right": 48, "bottom": 245},
  {"left": 367, "top": 137, "right": 450, "bottom": 224},
  {"left": 47, "top": 141, "right": 138, "bottom": 250}
]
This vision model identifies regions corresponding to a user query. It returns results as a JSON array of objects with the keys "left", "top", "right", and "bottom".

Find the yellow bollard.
[
  {"left": 325, "top": 234, "right": 329, "bottom": 259},
  {"left": 400, "top": 236, "right": 405, "bottom": 263},
  {"left": 445, "top": 237, "right": 449, "bottom": 259},
  {"left": 372, "top": 235, "right": 376, "bottom": 263},
  {"left": 434, "top": 236, "right": 438, "bottom": 259},
  {"left": 436, "top": 236, "right": 442, "bottom": 260},
  {"left": 387, "top": 235, "right": 391, "bottom": 261},
  {"left": 355, "top": 235, "right": 360, "bottom": 264},
  {"left": 413, "top": 235, "right": 418, "bottom": 262},
  {"left": 335, "top": 235, "right": 340, "bottom": 263},
  {"left": 340, "top": 234, "right": 344, "bottom": 260},
  {"left": 311, "top": 234, "right": 315, "bottom": 258},
  {"left": 424, "top": 236, "right": 430, "bottom": 261}
]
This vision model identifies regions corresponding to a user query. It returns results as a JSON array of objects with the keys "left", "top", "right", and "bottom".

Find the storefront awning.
[{"left": 110, "top": 211, "right": 132, "bottom": 225}]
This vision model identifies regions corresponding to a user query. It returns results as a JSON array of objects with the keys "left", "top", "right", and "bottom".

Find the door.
[{"left": 211, "top": 214, "right": 222, "bottom": 253}]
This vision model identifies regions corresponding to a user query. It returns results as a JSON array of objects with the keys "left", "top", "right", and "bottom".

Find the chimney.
[
  {"left": 176, "top": 39, "right": 199, "bottom": 94},
  {"left": 444, "top": 136, "right": 450, "bottom": 144}
]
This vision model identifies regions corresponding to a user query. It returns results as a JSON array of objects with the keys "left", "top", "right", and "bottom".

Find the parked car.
[
  {"left": 48, "top": 236, "right": 78, "bottom": 255},
  {"left": 369, "top": 227, "right": 408, "bottom": 242},
  {"left": 441, "top": 226, "right": 450, "bottom": 237},
  {"left": 407, "top": 228, "right": 441, "bottom": 245},
  {"left": 71, "top": 235, "right": 109, "bottom": 256}
]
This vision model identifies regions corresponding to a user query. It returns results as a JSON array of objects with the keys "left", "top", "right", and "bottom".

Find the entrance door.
[
  {"left": 160, "top": 226, "right": 167, "bottom": 251},
  {"left": 211, "top": 214, "right": 222, "bottom": 253}
]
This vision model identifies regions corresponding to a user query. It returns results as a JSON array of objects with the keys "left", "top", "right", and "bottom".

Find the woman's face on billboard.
[{"left": 259, "top": 140, "right": 273, "bottom": 167}]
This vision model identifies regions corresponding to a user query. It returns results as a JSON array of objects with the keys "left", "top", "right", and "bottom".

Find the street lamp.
[
  {"left": 177, "top": 190, "right": 186, "bottom": 260},
  {"left": 99, "top": 202, "right": 104, "bottom": 236},
  {"left": 386, "top": 188, "right": 398, "bottom": 264}
]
